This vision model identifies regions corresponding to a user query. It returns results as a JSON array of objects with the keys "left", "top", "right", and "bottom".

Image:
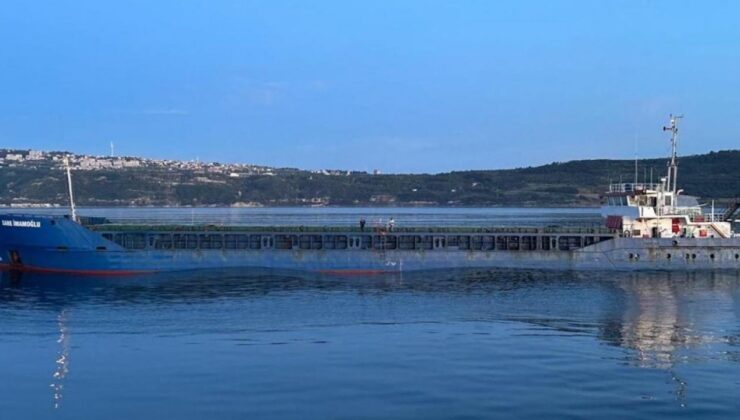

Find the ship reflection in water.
[
  {"left": 51, "top": 309, "right": 70, "bottom": 409},
  {"left": 1, "top": 268, "right": 740, "bottom": 418},
  {"left": 612, "top": 276, "right": 731, "bottom": 369},
  {"left": 599, "top": 273, "right": 740, "bottom": 405}
]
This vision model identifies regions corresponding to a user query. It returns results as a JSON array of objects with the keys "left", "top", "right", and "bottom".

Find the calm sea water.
[{"left": 2, "top": 208, "right": 740, "bottom": 419}]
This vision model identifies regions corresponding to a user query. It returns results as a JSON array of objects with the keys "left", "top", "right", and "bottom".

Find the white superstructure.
[{"left": 601, "top": 116, "right": 735, "bottom": 239}]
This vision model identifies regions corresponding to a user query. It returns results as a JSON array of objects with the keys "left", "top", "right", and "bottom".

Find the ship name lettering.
[{"left": 2, "top": 219, "right": 41, "bottom": 228}]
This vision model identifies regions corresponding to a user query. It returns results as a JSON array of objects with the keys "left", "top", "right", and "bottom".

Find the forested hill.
[{"left": 1, "top": 150, "right": 738, "bottom": 207}]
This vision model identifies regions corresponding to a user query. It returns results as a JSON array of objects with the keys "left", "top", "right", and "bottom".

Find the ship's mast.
[
  {"left": 63, "top": 156, "right": 77, "bottom": 222},
  {"left": 663, "top": 114, "right": 682, "bottom": 211}
]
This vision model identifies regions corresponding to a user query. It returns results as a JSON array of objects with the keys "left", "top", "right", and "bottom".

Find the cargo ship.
[{"left": 1, "top": 116, "right": 738, "bottom": 274}]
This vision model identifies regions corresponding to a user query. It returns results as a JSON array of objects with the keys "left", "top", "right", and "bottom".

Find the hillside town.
[
  {"left": 0, "top": 148, "right": 282, "bottom": 176},
  {"left": 0, "top": 149, "right": 363, "bottom": 178}
]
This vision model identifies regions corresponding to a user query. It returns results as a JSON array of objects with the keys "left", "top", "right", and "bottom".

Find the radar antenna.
[{"left": 662, "top": 114, "right": 683, "bottom": 210}]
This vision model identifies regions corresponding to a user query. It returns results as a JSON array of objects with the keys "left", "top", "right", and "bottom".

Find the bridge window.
[{"left": 607, "top": 196, "right": 628, "bottom": 206}]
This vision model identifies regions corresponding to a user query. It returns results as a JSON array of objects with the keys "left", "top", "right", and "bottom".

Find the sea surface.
[{"left": 2, "top": 208, "right": 740, "bottom": 419}]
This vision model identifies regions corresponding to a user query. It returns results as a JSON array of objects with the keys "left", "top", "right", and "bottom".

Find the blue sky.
[{"left": 1, "top": 0, "right": 739, "bottom": 173}]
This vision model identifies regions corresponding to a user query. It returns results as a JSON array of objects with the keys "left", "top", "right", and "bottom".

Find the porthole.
[
  {"left": 710, "top": 253, "right": 715, "bottom": 260},
  {"left": 735, "top": 254, "right": 739, "bottom": 260},
  {"left": 666, "top": 253, "right": 671, "bottom": 260},
  {"left": 692, "top": 253, "right": 697, "bottom": 259},
  {"left": 628, "top": 253, "right": 634, "bottom": 260},
  {"left": 685, "top": 253, "right": 690, "bottom": 260}
]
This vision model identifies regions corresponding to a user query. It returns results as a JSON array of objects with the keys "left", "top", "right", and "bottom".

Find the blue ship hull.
[{"left": 1, "top": 214, "right": 739, "bottom": 274}]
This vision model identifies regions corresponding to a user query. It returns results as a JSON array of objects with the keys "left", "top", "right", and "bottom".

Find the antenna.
[
  {"left": 634, "top": 132, "right": 638, "bottom": 185},
  {"left": 662, "top": 114, "right": 683, "bottom": 210},
  {"left": 110, "top": 141, "right": 115, "bottom": 157},
  {"left": 63, "top": 156, "right": 78, "bottom": 222}
]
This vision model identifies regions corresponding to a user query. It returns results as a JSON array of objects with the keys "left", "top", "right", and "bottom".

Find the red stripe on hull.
[{"left": 0, "top": 263, "right": 157, "bottom": 276}]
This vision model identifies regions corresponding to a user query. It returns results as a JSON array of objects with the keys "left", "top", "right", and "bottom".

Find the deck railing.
[
  {"left": 608, "top": 183, "right": 661, "bottom": 193},
  {"left": 88, "top": 223, "right": 619, "bottom": 235}
]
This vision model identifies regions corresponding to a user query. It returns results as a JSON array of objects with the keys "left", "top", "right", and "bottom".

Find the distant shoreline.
[{"left": 3, "top": 149, "right": 738, "bottom": 207}]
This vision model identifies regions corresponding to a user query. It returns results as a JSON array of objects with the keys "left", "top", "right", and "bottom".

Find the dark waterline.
[{"left": 1, "top": 208, "right": 739, "bottom": 419}]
